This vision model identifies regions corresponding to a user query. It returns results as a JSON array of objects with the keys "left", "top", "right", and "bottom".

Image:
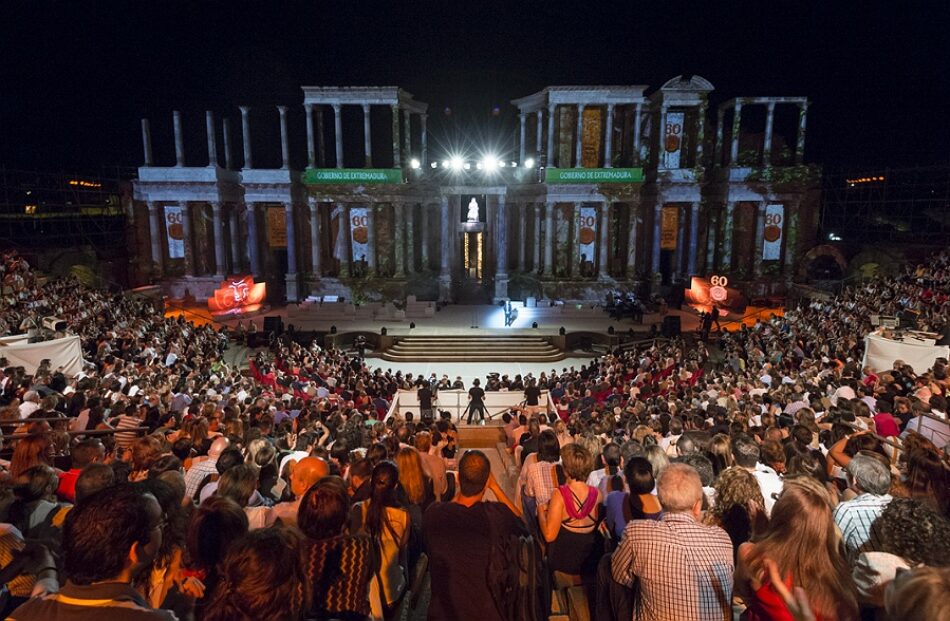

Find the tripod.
[{"left": 461, "top": 400, "right": 487, "bottom": 424}]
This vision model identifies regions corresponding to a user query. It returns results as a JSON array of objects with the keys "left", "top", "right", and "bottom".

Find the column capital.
[
  {"left": 332, "top": 103, "right": 342, "bottom": 111},
  {"left": 277, "top": 105, "right": 288, "bottom": 115},
  {"left": 239, "top": 105, "right": 251, "bottom": 115},
  {"left": 361, "top": 103, "right": 370, "bottom": 112},
  {"left": 303, "top": 102, "right": 312, "bottom": 112},
  {"left": 211, "top": 201, "right": 223, "bottom": 211},
  {"left": 147, "top": 201, "right": 159, "bottom": 213}
]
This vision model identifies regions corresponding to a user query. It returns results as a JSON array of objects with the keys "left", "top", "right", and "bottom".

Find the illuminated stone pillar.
[
  {"left": 338, "top": 203, "right": 351, "bottom": 278},
  {"left": 245, "top": 202, "right": 260, "bottom": 276},
  {"left": 753, "top": 202, "right": 766, "bottom": 278},
  {"left": 206, "top": 111, "right": 218, "bottom": 167},
  {"left": 403, "top": 110, "right": 411, "bottom": 167},
  {"left": 730, "top": 101, "right": 743, "bottom": 165},
  {"left": 362, "top": 104, "right": 372, "bottom": 167},
  {"left": 574, "top": 105, "right": 585, "bottom": 167},
  {"left": 278, "top": 106, "right": 290, "bottom": 170},
  {"left": 715, "top": 107, "right": 725, "bottom": 167},
  {"left": 546, "top": 104, "right": 556, "bottom": 167},
  {"left": 604, "top": 104, "right": 614, "bottom": 168},
  {"left": 212, "top": 202, "right": 226, "bottom": 278},
  {"left": 180, "top": 202, "right": 194, "bottom": 276},
  {"left": 404, "top": 203, "right": 415, "bottom": 274},
  {"left": 533, "top": 203, "right": 542, "bottom": 271},
  {"left": 696, "top": 101, "right": 707, "bottom": 166},
  {"left": 366, "top": 204, "right": 377, "bottom": 275},
  {"left": 657, "top": 105, "right": 668, "bottom": 168},
  {"left": 141, "top": 119, "right": 153, "bottom": 166},
  {"left": 518, "top": 203, "right": 526, "bottom": 271},
  {"left": 332, "top": 104, "right": 343, "bottom": 168},
  {"left": 222, "top": 118, "right": 233, "bottom": 170},
  {"left": 173, "top": 111, "right": 185, "bottom": 167},
  {"left": 687, "top": 202, "right": 700, "bottom": 276},
  {"left": 763, "top": 101, "right": 776, "bottom": 165},
  {"left": 543, "top": 202, "right": 555, "bottom": 276},
  {"left": 519, "top": 113, "right": 527, "bottom": 164},
  {"left": 239, "top": 106, "right": 253, "bottom": 168},
  {"left": 632, "top": 103, "right": 643, "bottom": 165},
  {"left": 229, "top": 207, "right": 241, "bottom": 273},
  {"left": 494, "top": 194, "right": 508, "bottom": 300},
  {"left": 535, "top": 111, "right": 543, "bottom": 158},
  {"left": 705, "top": 206, "right": 718, "bottom": 271},
  {"left": 284, "top": 202, "right": 299, "bottom": 302},
  {"left": 420, "top": 204, "right": 429, "bottom": 269},
  {"left": 304, "top": 103, "right": 316, "bottom": 169},
  {"left": 308, "top": 197, "right": 321, "bottom": 279},
  {"left": 316, "top": 106, "right": 326, "bottom": 167},
  {"left": 391, "top": 105, "right": 401, "bottom": 168},
  {"left": 721, "top": 201, "right": 736, "bottom": 271},
  {"left": 796, "top": 102, "right": 808, "bottom": 164},
  {"left": 627, "top": 202, "right": 640, "bottom": 277},
  {"left": 651, "top": 203, "right": 661, "bottom": 275},
  {"left": 439, "top": 195, "right": 451, "bottom": 300},
  {"left": 394, "top": 202, "right": 406, "bottom": 278},
  {"left": 147, "top": 202, "right": 163, "bottom": 276},
  {"left": 598, "top": 202, "right": 610, "bottom": 278},
  {"left": 674, "top": 205, "right": 686, "bottom": 277},
  {"left": 572, "top": 202, "right": 581, "bottom": 275},
  {"left": 420, "top": 114, "right": 428, "bottom": 168}
]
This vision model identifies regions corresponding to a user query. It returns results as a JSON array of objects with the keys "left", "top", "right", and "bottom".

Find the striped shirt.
[
  {"left": 612, "top": 512, "right": 734, "bottom": 621},
  {"left": 833, "top": 493, "right": 892, "bottom": 563}
]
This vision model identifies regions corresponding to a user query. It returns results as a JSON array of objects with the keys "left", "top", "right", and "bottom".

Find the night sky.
[{"left": 2, "top": 1, "right": 948, "bottom": 174}]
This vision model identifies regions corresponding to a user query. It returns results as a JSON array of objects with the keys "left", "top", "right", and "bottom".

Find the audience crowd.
[{"left": 0, "top": 248, "right": 947, "bottom": 621}]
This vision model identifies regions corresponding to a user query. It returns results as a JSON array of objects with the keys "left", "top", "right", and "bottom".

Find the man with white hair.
[
  {"left": 18, "top": 390, "right": 41, "bottom": 419},
  {"left": 612, "top": 463, "right": 734, "bottom": 621}
]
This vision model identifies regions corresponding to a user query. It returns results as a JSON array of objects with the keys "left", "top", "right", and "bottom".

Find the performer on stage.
[{"left": 465, "top": 378, "right": 487, "bottom": 424}]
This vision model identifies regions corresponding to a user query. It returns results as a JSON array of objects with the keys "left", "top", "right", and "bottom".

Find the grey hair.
[
  {"left": 657, "top": 463, "right": 703, "bottom": 512},
  {"left": 847, "top": 454, "right": 891, "bottom": 495}
]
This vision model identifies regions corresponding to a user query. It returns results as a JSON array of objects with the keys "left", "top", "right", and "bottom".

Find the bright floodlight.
[
  {"left": 441, "top": 160, "right": 450, "bottom": 169},
  {"left": 482, "top": 156, "right": 498, "bottom": 172},
  {"left": 410, "top": 158, "right": 421, "bottom": 169},
  {"left": 524, "top": 158, "right": 536, "bottom": 168},
  {"left": 450, "top": 156, "right": 464, "bottom": 171},
  {"left": 430, "top": 162, "right": 438, "bottom": 169}
]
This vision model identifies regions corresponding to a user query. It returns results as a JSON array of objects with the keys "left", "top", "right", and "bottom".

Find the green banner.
[
  {"left": 303, "top": 168, "right": 404, "bottom": 184},
  {"left": 544, "top": 167, "right": 643, "bottom": 184}
]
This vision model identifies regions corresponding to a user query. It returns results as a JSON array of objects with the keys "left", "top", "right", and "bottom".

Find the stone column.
[
  {"left": 546, "top": 104, "right": 556, "bottom": 167},
  {"left": 535, "top": 111, "right": 544, "bottom": 157},
  {"left": 211, "top": 202, "right": 226, "bottom": 278},
  {"left": 651, "top": 203, "right": 662, "bottom": 275},
  {"left": 598, "top": 202, "right": 610, "bottom": 278},
  {"left": 494, "top": 194, "right": 508, "bottom": 300},
  {"left": 763, "top": 101, "right": 776, "bottom": 166},
  {"left": 572, "top": 202, "right": 582, "bottom": 275},
  {"left": 141, "top": 119, "right": 153, "bottom": 166},
  {"left": 239, "top": 106, "right": 253, "bottom": 168},
  {"left": 518, "top": 204, "right": 527, "bottom": 271},
  {"left": 338, "top": 203, "right": 351, "bottom": 278},
  {"left": 696, "top": 101, "right": 707, "bottom": 166},
  {"left": 420, "top": 114, "right": 428, "bottom": 167},
  {"left": 404, "top": 203, "right": 415, "bottom": 274},
  {"left": 278, "top": 106, "right": 290, "bottom": 169},
  {"left": 420, "top": 204, "right": 429, "bottom": 269},
  {"left": 391, "top": 105, "right": 401, "bottom": 168},
  {"left": 147, "top": 202, "right": 163, "bottom": 276},
  {"left": 245, "top": 202, "right": 261, "bottom": 276},
  {"left": 180, "top": 202, "right": 194, "bottom": 276},
  {"left": 574, "top": 104, "right": 585, "bottom": 167},
  {"left": 796, "top": 102, "right": 808, "bottom": 164},
  {"left": 394, "top": 202, "right": 406, "bottom": 278},
  {"left": 518, "top": 113, "right": 527, "bottom": 164},
  {"left": 173, "top": 111, "right": 185, "bottom": 167},
  {"left": 632, "top": 103, "right": 643, "bottom": 165},
  {"left": 784, "top": 203, "right": 800, "bottom": 280},
  {"left": 308, "top": 197, "right": 321, "bottom": 278},
  {"left": 627, "top": 203, "right": 640, "bottom": 277},
  {"left": 543, "top": 202, "right": 555, "bottom": 276},
  {"left": 721, "top": 201, "right": 736, "bottom": 271},
  {"left": 753, "top": 202, "right": 766, "bottom": 277},
  {"left": 705, "top": 206, "right": 718, "bottom": 271},
  {"left": 365, "top": 204, "right": 377, "bottom": 274},
  {"left": 657, "top": 105, "right": 668, "bottom": 168},
  {"left": 222, "top": 118, "right": 233, "bottom": 170},
  {"left": 730, "top": 101, "right": 743, "bottom": 165},
  {"left": 229, "top": 206, "right": 241, "bottom": 273},
  {"left": 304, "top": 103, "right": 316, "bottom": 169},
  {"left": 533, "top": 203, "right": 542, "bottom": 271},
  {"left": 403, "top": 111, "right": 412, "bottom": 164},
  {"left": 715, "top": 108, "right": 725, "bottom": 167},
  {"left": 332, "top": 104, "right": 343, "bottom": 168},
  {"left": 205, "top": 111, "right": 217, "bottom": 166},
  {"left": 284, "top": 202, "right": 299, "bottom": 301},
  {"left": 316, "top": 106, "right": 326, "bottom": 167},
  {"left": 439, "top": 195, "right": 450, "bottom": 299},
  {"left": 674, "top": 205, "right": 686, "bottom": 277},
  {"left": 604, "top": 104, "right": 615, "bottom": 168},
  {"left": 687, "top": 202, "right": 700, "bottom": 276},
  {"left": 362, "top": 104, "right": 372, "bottom": 167}
]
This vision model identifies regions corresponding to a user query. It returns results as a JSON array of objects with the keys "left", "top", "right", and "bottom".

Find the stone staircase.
[{"left": 379, "top": 334, "right": 565, "bottom": 362}]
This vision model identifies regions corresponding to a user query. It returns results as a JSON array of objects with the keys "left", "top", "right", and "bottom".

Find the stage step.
[{"left": 380, "top": 334, "right": 565, "bottom": 362}]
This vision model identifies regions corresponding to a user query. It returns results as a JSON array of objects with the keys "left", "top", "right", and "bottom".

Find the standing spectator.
[
  {"left": 424, "top": 450, "right": 525, "bottom": 621},
  {"left": 612, "top": 463, "right": 734, "bottom": 621}
]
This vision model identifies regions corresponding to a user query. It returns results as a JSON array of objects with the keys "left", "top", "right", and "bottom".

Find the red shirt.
[{"left": 57, "top": 468, "right": 82, "bottom": 503}]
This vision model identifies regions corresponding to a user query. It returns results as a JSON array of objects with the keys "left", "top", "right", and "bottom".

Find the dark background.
[{"left": 2, "top": 0, "right": 948, "bottom": 173}]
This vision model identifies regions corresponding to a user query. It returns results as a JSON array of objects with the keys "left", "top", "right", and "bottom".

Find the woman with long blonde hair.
[{"left": 735, "top": 477, "right": 858, "bottom": 621}]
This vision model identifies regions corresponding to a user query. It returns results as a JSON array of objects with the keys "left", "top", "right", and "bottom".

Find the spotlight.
[
  {"left": 499, "top": 161, "right": 507, "bottom": 168},
  {"left": 450, "top": 156, "right": 464, "bottom": 171},
  {"left": 482, "top": 156, "right": 498, "bottom": 172},
  {"left": 410, "top": 158, "right": 421, "bottom": 169},
  {"left": 442, "top": 160, "right": 450, "bottom": 169},
  {"left": 524, "top": 158, "right": 535, "bottom": 168},
  {"left": 430, "top": 162, "right": 438, "bottom": 169},
  {"left": 476, "top": 162, "right": 483, "bottom": 170},
  {"left": 463, "top": 162, "right": 471, "bottom": 170}
]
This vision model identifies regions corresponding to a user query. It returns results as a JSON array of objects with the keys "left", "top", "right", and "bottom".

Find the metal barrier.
[
  {"left": 2, "top": 426, "right": 150, "bottom": 442},
  {"left": 387, "top": 389, "right": 554, "bottom": 422}
]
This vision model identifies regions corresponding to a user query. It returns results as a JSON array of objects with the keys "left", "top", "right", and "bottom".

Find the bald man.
[{"left": 267, "top": 456, "right": 329, "bottom": 526}]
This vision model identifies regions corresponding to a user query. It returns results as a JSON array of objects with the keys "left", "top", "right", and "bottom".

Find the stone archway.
[{"left": 798, "top": 244, "right": 848, "bottom": 281}]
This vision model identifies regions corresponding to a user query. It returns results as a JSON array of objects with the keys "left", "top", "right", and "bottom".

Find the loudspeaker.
[
  {"left": 661, "top": 315, "right": 681, "bottom": 338},
  {"left": 263, "top": 316, "right": 283, "bottom": 336}
]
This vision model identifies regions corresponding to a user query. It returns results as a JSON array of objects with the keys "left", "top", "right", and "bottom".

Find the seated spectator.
[
  {"left": 735, "top": 476, "right": 858, "bottom": 620},
  {"left": 587, "top": 441, "right": 622, "bottom": 495},
  {"left": 424, "top": 450, "right": 525, "bottom": 621},
  {"left": 298, "top": 476, "right": 372, "bottom": 621},
  {"left": 883, "top": 566, "right": 950, "bottom": 621},
  {"left": 704, "top": 467, "right": 767, "bottom": 559},
  {"left": 7, "top": 484, "right": 173, "bottom": 620},
  {"left": 538, "top": 443, "right": 603, "bottom": 581},
  {"left": 183, "top": 436, "right": 229, "bottom": 502},
  {"left": 604, "top": 456, "right": 660, "bottom": 540},
  {"left": 74, "top": 462, "right": 116, "bottom": 504},
  {"left": 834, "top": 453, "right": 893, "bottom": 563},
  {"left": 733, "top": 433, "right": 783, "bottom": 516},
  {"left": 349, "top": 460, "right": 409, "bottom": 618},
  {"left": 612, "top": 463, "right": 734, "bottom": 621},
  {"left": 269, "top": 456, "right": 329, "bottom": 526},
  {"left": 202, "top": 527, "right": 310, "bottom": 621},
  {"left": 853, "top": 497, "right": 950, "bottom": 609},
  {"left": 185, "top": 496, "right": 249, "bottom": 617},
  {"left": 56, "top": 439, "right": 104, "bottom": 503},
  {"left": 217, "top": 464, "right": 269, "bottom": 529}
]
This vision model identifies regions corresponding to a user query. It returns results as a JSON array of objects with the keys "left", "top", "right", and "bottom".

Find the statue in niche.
[{"left": 467, "top": 198, "right": 480, "bottom": 222}]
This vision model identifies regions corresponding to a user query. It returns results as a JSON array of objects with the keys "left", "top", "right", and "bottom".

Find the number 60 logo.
[{"left": 710, "top": 275, "right": 729, "bottom": 287}]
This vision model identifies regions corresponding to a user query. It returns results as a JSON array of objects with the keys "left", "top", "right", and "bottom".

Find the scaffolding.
[
  {"left": 0, "top": 166, "right": 135, "bottom": 251},
  {"left": 820, "top": 163, "right": 950, "bottom": 245}
]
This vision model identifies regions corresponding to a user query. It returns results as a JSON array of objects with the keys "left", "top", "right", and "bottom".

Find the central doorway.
[{"left": 456, "top": 194, "right": 490, "bottom": 304}]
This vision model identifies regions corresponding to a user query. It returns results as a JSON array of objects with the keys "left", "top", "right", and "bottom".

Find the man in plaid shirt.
[{"left": 612, "top": 463, "right": 734, "bottom": 621}]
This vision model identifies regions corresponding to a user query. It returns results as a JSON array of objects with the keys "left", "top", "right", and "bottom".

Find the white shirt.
[
  {"left": 752, "top": 463, "right": 784, "bottom": 516},
  {"left": 18, "top": 401, "right": 40, "bottom": 419}
]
